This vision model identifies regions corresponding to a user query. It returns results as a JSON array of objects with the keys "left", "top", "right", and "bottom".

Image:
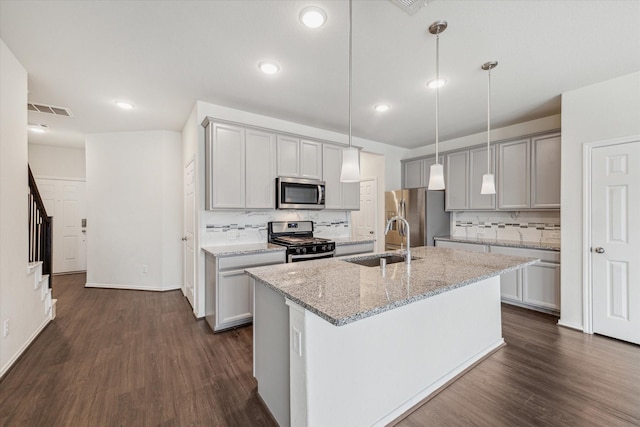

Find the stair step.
[{"left": 27, "top": 261, "right": 42, "bottom": 275}]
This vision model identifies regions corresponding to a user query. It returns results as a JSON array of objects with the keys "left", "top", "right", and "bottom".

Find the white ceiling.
[{"left": 1, "top": 0, "right": 639, "bottom": 149}]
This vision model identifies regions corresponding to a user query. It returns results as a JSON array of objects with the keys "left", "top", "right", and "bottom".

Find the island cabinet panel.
[
  {"left": 205, "top": 251, "right": 285, "bottom": 332},
  {"left": 445, "top": 150, "right": 469, "bottom": 210},
  {"left": 322, "top": 144, "right": 360, "bottom": 210},
  {"left": 531, "top": 133, "right": 561, "bottom": 208},
  {"left": 498, "top": 138, "right": 530, "bottom": 209},
  {"left": 206, "top": 122, "right": 245, "bottom": 209},
  {"left": 245, "top": 129, "right": 276, "bottom": 209},
  {"left": 276, "top": 135, "right": 300, "bottom": 177},
  {"left": 469, "top": 146, "right": 497, "bottom": 210}
]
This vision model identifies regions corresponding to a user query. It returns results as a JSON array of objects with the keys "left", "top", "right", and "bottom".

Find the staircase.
[{"left": 27, "top": 165, "right": 55, "bottom": 317}]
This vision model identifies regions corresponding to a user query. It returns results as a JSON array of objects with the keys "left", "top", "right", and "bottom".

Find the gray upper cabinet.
[
  {"left": 403, "top": 156, "right": 443, "bottom": 189},
  {"left": 445, "top": 151, "right": 469, "bottom": 210},
  {"left": 531, "top": 133, "right": 561, "bottom": 209},
  {"left": 300, "top": 140, "right": 323, "bottom": 180},
  {"left": 322, "top": 144, "right": 359, "bottom": 210},
  {"left": 245, "top": 129, "right": 277, "bottom": 209},
  {"left": 276, "top": 135, "right": 300, "bottom": 177},
  {"left": 403, "top": 159, "right": 424, "bottom": 189},
  {"left": 469, "top": 146, "right": 496, "bottom": 210},
  {"left": 206, "top": 122, "right": 245, "bottom": 209},
  {"left": 498, "top": 139, "right": 530, "bottom": 210}
]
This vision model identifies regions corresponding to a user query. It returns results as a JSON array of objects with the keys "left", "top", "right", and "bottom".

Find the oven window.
[{"left": 282, "top": 183, "right": 320, "bottom": 205}]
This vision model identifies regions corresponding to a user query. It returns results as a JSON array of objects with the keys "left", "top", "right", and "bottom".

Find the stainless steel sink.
[{"left": 343, "top": 254, "right": 419, "bottom": 267}]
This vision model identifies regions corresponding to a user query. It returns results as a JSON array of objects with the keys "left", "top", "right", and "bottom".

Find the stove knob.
[
  {"left": 296, "top": 248, "right": 302, "bottom": 254},
  {"left": 322, "top": 245, "right": 327, "bottom": 251},
  {"left": 312, "top": 246, "right": 317, "bottom": 252},
  {"left": 302, "top": 247, "right": 307, "bottom": 254}
]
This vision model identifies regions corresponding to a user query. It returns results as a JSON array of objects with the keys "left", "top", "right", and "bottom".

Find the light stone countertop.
[
  {"left": 435, "top": 236, "right": 561, "bottom": 252},
  {"left": 246, "top": 246, "right": 538, "bottom": 326},
  {"left": 202, "top": 243, "right": 286, "bottom": 257}
]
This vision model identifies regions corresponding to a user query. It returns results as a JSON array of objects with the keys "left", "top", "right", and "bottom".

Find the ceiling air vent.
[
  {"left": 28, "top": 102, "right": 74, "bottom": 117},
  {"left": 389, "top": 0, "right": 430, "bottom": 15}
]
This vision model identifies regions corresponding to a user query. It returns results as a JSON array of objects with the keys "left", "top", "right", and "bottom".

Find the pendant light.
[
  {"left": 340, "top": 0, "right": 360, "bottom": 183},
  {"left": 480, "top": 61, "right": 498, "bottom": 195},
  {"left": 427, "top": 20, "right": 447, "bottom": 191}
]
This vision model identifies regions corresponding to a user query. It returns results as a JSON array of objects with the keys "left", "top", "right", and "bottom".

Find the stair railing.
[{"left": 28, "top": 166, "right": 53, "bottom": 287}]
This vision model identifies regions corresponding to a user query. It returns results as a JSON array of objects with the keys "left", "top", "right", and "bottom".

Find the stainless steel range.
[{"left": 268, "top": 221, "right": 335, "bottom": 263}]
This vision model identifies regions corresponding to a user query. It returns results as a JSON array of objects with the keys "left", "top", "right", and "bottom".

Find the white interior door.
[
  {"left": 352, "top": 178, "right": 377, "bottom": 242},
  {"left": 183, "top": 159, "right": 196, "bottom": 308},
  {"left": 591, "top": 140, "right": 640, "bottom": 345},
  {"left": 36, "top": 178, "right": 86, "bottom": 273}
]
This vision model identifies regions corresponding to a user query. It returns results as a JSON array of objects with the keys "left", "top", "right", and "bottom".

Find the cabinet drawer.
[
  {"left": 335, "top": 242, "right": 375, "bottom": 257},
  {"left": 435, "top": 240, "right": 488, "bottom": 253},
  {"left": 218, "top": 251, "right": 286, "bottom": 270},
  {"left": 489, "top": 246, "right": 560, "bottom": 263}
]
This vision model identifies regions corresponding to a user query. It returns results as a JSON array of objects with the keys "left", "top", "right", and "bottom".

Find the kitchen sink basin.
[{"left": 343, "top": 254, "right": 419, "bottom": 267}]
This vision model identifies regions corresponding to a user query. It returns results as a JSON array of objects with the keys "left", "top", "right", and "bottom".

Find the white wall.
[
  {"left": 85, "top": 130, "right": 182, "bottom": 291},
  {"left": 560, "top": 71, "right": 640, "bottom": 330},
  {"left": 405, "top": 114, "right": 561, "bottom": 159},
  {"left": 28, "top": 144, "right": 86, "bottom": 180},
  {"left": 0, "top": 39, "right": 51, "bottom": 377}
]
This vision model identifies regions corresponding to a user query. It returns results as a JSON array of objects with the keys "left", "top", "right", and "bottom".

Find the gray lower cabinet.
[
  {"left": 489, "top": 245, "right": 560, "bottom": 315},
  {"left": 205, "top": 250, "right": 286, "bottom": 332},
  {"left": 335, "top": 241, "right": 375, "bottom": 256},
  {"left": 435, "top": 240, "right": 560, "bottom": 315}
]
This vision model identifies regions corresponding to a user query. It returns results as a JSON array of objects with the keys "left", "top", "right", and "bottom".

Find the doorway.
[
  {"left": 351, "top": 177, "right": 377, "bottom": 245},
  {"left": 586, "top": 137, "right": 639, "bottom": 345},
  {"left": 36, "top": 178, "right": 86, "bottom": 273},
  {"left": 183, "top": 158, "right": 196, "bottom": 309}
]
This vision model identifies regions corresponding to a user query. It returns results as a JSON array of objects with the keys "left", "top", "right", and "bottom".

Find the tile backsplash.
[
  {"left": 201, "top": 210, "right": 351, "bottom": 246},
  {"left": 451, "top": 211, "right": 560, "bottom": 245}
]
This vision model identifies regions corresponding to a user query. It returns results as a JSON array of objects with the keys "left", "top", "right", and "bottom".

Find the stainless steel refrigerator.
[{"left": 384, "top": 188, "right": 450, "bottom": 250}]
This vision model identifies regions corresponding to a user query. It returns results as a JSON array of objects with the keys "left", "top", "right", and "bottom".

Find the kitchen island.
[{"left": 246, "top": 246, "right": 537, "bottom": 426}]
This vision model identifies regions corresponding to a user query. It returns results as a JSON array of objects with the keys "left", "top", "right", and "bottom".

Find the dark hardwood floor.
[{"left": 1, "top": 274, "right": 638, "bottom": 426}]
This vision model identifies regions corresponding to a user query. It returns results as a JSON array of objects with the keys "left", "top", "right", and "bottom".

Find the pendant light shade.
[
  {"left": 428, "top": 164, "right": 445, "bottom": 190},
  {"left": 427, "top": 20, "right": 447, "bottom": 191},
  {"left": 340, "top": 0, "right": 360, "bottom": 183},
  {"left": 480, "top": 61, "right": 498, "bottom": 195}
]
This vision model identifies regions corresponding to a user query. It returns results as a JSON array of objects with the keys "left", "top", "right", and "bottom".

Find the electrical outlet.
[
  {"left": 239, "top": 230, "right": 248, "bottom": 239},
  {"left": 548, "top": 230, "right": 560, "bottom": 239},
  {"left": 292, "top": 327, "right": 302, "bottom": 356},
  {"left": 142, "top": 264, "right": 148, "bottom": 274},
  {"left": 3, "top": 320, "right": 9, "bottom": 337},
  {"left": 227, "top": 230, "right": 238, "bottom": 240}
]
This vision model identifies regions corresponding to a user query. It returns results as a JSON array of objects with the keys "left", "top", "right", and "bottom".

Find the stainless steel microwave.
[{"left": 276, "top": 177, "right": 325, "bottom": 210}]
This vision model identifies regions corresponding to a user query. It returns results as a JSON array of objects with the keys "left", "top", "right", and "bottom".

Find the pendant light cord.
[
  {"left": 487, "top": 67, "right": 491, "bottom": 174},
  {"left": 435, "top": 32, "right": 440, "bottom": 162},
  {"left": 348, "top": 0, "right": 352, "bottom": 149}
]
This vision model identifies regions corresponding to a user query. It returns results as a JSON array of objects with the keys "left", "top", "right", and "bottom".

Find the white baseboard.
[
  {"left": 557, "top": 319, "right": 585, "bottom": 331},
  {"left": 0, "top": 316, "right": 51, "bottom": 379},
  {"left": 85, "top": 282, "right": 181, "bottom": 292}
]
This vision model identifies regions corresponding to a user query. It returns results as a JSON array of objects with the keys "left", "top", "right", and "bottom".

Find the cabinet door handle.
[{"left": 593, "top": 247, "right": 605, "bottom": 254}]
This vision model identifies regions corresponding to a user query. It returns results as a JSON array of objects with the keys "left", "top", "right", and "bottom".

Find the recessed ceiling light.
[
  {"left": 259, "top": 61, "right": 280, "bottom": 75},
  {"left": 28, "top": 124, "right": 47, "bottom": 133},
  {"left": 427, "top": 79, "right": 447, "bottom": 89},
  {"left": 300, "top": 6, "right": 327, "bottom": 29},
  {"left": 115, "top": 101, "right": 135, "bottom": 110},
  {"left": 374, "top": 104, "right": 390, "bottom": 112}
]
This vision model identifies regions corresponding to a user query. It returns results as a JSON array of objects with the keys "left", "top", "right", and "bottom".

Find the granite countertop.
[
  {"left": 332, "top": 237, "right": 376, "bottom": 246},
  {"left": 434, "top": 236, "right": 561, "bottom": 252},
  {"left": 202, "top": 243, "right": 286, "bottom": 257},
  {"left": 246, "top": 246, "right": 537, "bottom": 327}
]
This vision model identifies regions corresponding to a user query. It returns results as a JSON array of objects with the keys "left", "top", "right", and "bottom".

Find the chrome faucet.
[{"left": 385, "top": 216, "right": 411, "bottom": 265}]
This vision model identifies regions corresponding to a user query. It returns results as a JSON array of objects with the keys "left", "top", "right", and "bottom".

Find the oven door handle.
[{"left": 289, "top": 251, "right": 335, "bottom": 262}]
